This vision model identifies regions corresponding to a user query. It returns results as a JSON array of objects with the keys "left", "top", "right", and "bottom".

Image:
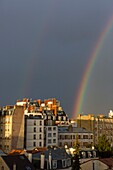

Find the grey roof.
[
  {"left": 58, "top": 126, "right": 92, "bottom": 133},
  {"left": 2, "top": 154, "right": 35, "bottom": 170},
  {"left": 0, "top": 149, "right": 6, "bottom": 156},
  {"left": 33, "top": 148, "right": 71, "bottom": 160}
]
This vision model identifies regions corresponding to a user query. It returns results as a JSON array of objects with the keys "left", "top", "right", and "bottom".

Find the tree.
[
  {"left": 72, "top": 135, "right": 81, "bottom": 170},
  {"left": 95, "top": 134, "right": 111, "bottom": 158}
]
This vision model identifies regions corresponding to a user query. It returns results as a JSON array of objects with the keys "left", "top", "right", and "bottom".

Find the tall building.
[
  {"left": 24, "top": 113, "right": 44, "bottom": 150},
  {"left": 77, "top": 114, "right": 113, "bottom": 146},
  {"left": 0, "top": 105, "right": 24, "bottom": 153}
]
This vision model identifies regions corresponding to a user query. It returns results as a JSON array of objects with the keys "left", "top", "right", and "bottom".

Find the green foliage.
[
  {"left": 72, "top": 154, "right": 81, "bottom": 170},
  {"left": 72, "top": 135, "right": 81, "bottom": 170},
  {"left": 95, "top": 134, "right": 111, "bottom": 158},
  {"left": 96, "top": 134, "right": 111, "bottom": 152},
  {"left": 73, "top": 135, "right": 80, "bottom": 155}
]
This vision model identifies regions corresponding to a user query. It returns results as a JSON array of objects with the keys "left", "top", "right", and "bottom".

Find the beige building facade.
[{"left": 77, "top": 114, "right": 113, "bottom": 146}]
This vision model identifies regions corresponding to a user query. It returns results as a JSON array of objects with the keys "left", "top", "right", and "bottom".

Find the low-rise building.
[
  {"left": 0, "top": 154, "right": 35, "bottom": 170},
  {"left": 58, "top": 125, "right": 93, "bottom": 148},
  {"left": 32, "top": 147, "right": 72, "bottom": 170}
]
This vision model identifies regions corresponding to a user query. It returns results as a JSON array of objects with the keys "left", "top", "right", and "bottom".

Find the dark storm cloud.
[{"left": 1, "top": 0, "right": 113, "bottom": 116}]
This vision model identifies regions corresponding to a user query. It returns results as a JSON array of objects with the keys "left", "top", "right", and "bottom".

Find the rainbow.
[{"left": 73, "top": 15, "right": 113, "bottom": 118}]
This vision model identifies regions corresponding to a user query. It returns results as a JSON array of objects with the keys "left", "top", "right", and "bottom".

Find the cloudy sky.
[{"left": 1, "top": 0, "right": 113, "bottom": 117}]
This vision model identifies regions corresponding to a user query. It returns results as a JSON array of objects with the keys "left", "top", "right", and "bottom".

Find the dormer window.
[
  {"left": 52, "top": 160, "right": 57, "bottom": 169},
  {"left": 62, "top": 159, "right": 66, "bottom": 168}
]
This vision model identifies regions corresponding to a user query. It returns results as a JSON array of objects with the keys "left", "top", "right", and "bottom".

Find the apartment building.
[
  {"left": 0, "top": 98, "right": 77, "bottom": 153},
  {"left": 24, "top": 113, "right": 44, "bottom": 150},
  {"left": 0, "top": 105, "right": 24, "bottom": 153},
  {"left": 58, "top": 125, "right": 93, "bottom": 148},
  {"left": 77, "top": 114, "right": 113, "bottom": 146},
  {"left": 45, "top": 125, "right": 58, "bottom": 147}
]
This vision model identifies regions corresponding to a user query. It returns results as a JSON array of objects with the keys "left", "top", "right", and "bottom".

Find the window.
[
  {"left": 53, "top": 127, "right": 56, "bottom": 131},
  {"left": 73, "top": 135, "right": 75, "bottom": 139},
  {"left": 34, "top": 134, "right": 36, "bottom": 139},
  {"left": 93, "top": 151, "right": 96, "bottom": 157},
  {"left": 39, "top": 134, "right": 42, "bottom": 139},
  {"left": 88, "top": 151, "right": 92, "bottom": 158},
  {"left": 34, "top": 127, "right": 36, "bottom": 132},
  {"left": 62, "top": 160, "right": 66, "bottom": 168},
  {"left": 59, "top": 142, "right": 62, "bottom": 147},
  {"left": 39, "top": 142, "right": 42, "bottom": 147},
  {"left": 34, "top": 120, "right": 36, "bottom": 125},
  {"left": 40, "top": 121, "right": 42, "bottom": 126},
  {"left": 40, "top": 127, "right": 42, "bottom": 132},
  {"left": 53, "top": 160, "right": 57, "bottom": 169},
  {"left": 1, "top": 166, "right": 4, "bottom": 170},
  {"left": 83, "top": 135, "right": 88, "bottom": 139},
  {"left": 67, "top": 158, "right": 71, "bottom": 167},
  {"left": 48, "top": 127, "right": 52, "bottom": 131},
  {"left": 81, "top": 151, "right": 86, "bottom": 158},
  {"left": 53, "top": 139, "right": 56, "bottom": 143},
  {"left": 33, "top": 142, "right": 36, "bottom": 147},
  {"left": 58, "top": 116, "right": 61, "bottom": 121},
  {"left": 53, "top": 133, "right": 56, "bottom": 137},
  {"left": 78, "top": 135, "right": 81, "bottom": 139},
  {"left": 48, "top": 139, "right": 51, "bottom": 144},
  {"left": 48, "top": 133, "right": 52, "bottom": 137}
]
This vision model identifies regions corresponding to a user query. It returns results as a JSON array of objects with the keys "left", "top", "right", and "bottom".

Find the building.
[
  {"left": 45, "top": 125, "right": 58, "bottom": 147},
  {"left": 0, "top": 105, "right": 24, "bottom": 153},
  {"left": 77, "top": 114, "right": 113, "bottom": 146},
  {"left": 0, "top": 98, "right": 71, "bottom": 153},
  {"left": 0, "top": 154, "right": 35, "bottom": 170},
  {"left": 24, "top": 113, "right": 44, "bottom": 150},
  {"left": 81, "top": 158, "right": 113, "bottom": 170},
  {"left": 32, "top": 147, "right": 72, "bottom": 170},
  {"left": 58, "top": 125, "right": 93, "bottom": 148}
]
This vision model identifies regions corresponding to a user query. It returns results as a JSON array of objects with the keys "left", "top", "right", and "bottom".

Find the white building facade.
[
  {"left": 45, "top": 125, "right": 58, "bottom": 147},
  {"left": 25, "top": 113, "right": 44, "bottom": 150}
]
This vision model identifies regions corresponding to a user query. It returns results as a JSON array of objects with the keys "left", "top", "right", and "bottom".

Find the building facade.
[
  {"left": 77, "top": 114, "right": 113, "bottom": 146},
  {"left": 58, "top": 125, "right": 93, "bottom": 148}
]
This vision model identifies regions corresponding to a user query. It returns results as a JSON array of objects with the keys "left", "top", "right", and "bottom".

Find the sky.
[{"left": 0, "top": 0, "right": 113, "bottom": 117}]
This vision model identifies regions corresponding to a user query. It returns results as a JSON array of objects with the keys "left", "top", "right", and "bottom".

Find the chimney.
[
  {"left": 28, "top": 153, "right": 32, "bottom": 163},
  {"left": 13, "top": 163, "right": 16, "bottom": 170},
  {"left": 40, "top": 153, "right": 45, "bottom": 169},
  {"left": 49, "top": 152, "right": 52, "bottom": 170}
]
